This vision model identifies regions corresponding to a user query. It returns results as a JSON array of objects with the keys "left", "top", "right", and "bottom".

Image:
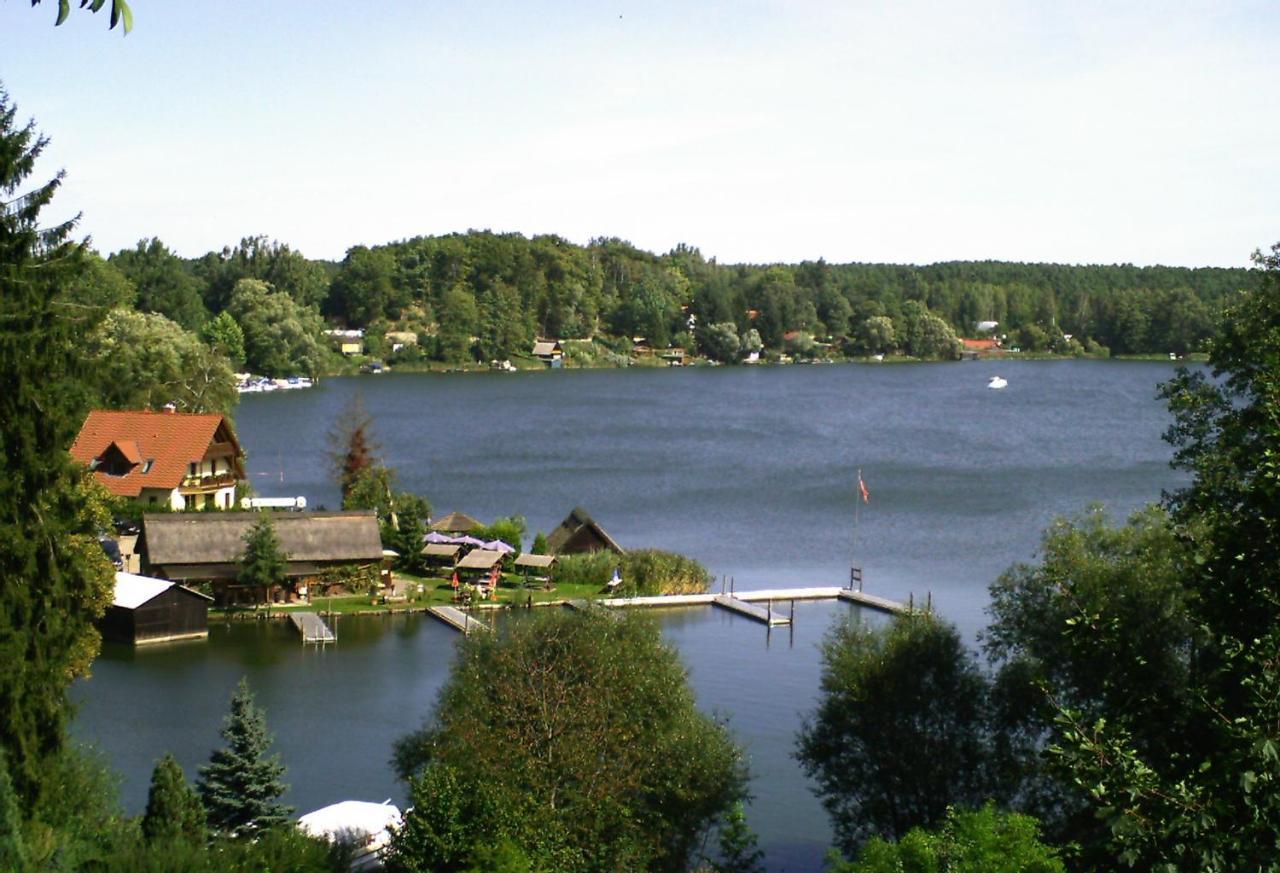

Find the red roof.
[
  {"left": 70, "top": 410, "right": 242, "bottom": 498},
  {"left": 961, "top": 338, "right": 999, "bottom": 351}
]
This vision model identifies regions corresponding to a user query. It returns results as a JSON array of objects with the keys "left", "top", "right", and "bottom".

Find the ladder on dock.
[
  {"left": 427, "top": 605, "right": 490, "bottom": 635},
  {"left": 713, "top": 594, "right": 792, "bottom": 626},
  {"left": 289, "top": 612, "right": 336, "bottom": 644}
]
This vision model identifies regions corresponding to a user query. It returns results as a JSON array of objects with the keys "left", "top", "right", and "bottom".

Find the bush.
[{"left": 552, "top": 549, "right": 710, "bottom": 595}]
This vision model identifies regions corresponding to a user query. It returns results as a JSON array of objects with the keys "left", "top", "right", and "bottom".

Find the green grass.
[{"left": 210, "top": 573, "right": 612, "bottom": 618}]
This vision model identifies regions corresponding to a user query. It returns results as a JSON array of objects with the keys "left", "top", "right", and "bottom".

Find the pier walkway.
[
  {"left": 289, "top": 612, "right": 336, "bottom": 644},
  {"left": 713, "top": 594, "right": 792, "bottom": 626},
  {"left": 427, "top": 605, "right": 490, "bottom": 634}
]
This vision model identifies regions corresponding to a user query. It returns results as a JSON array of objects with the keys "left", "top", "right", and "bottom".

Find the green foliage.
[
  {"left": 201, "top": 311, "right": 246, "bottom": 368},
  {"left": 36, "top": 0, "right": 132, "bottom": 33},
  {"left": 23, "top": 746, "right": 126, "bottom": 869},
  {"left": 0, "top": 89, "right": 116, "bottom": 809},
  {"left": 0, "top": 751, "right": 27, "bottom": 872},
  {"left": 552, "top": 549, "right": 710, "bottom": 595},
  {"left": 61, "top": 251, "right": 136, "bottom": 311},
  {"left": 142, "top": 753, "right": 206, "bottom": 845},
  {"left": 855, "top": 316, "right": 895, "bottom": 356},
  {"left": 111, "top": 237, "right": 209, "bottom": 330},
  {"left": 530, "top": 532, "right": 549, "bottom": 555},
  {"left": 90, "top": 825, "right": 349, "bottom": 873},
  {"left": 471, "top": 515, "right": 527, "bottom": 551},
  {"left": 1039, "top": 243, "right": 1280, "bottom": 869},
  {"left": 197, "top": 678, "right": 292, "bottom": 838},
  {"left": 85, "top": 308, "right": 239, "bottom": 414},
  {"left": 709, "top": 801, "right": 765, "bottom": 873},
  {"left": 329, "top": 245, "right": 402, "bottom": 326},
  {"left": 342, "top": 464, "right": 430, "bottom": 571},
  {"left": 832, "top": 804, "right": 1065, "bottom": 873},
  {"left": 389, "top": 610, "right": 746, "bottom": 873},
  {"left": 796, "top": 613, "right": 999, "bottom": 854},
  {"left": 237, "top": 512, "right": 289, "bottom": 594},
  {"left": 983, "top": 504, "right": 1195, "bottom": 848},
  {"left": 698, "top": 321, "right": 742, "bottom": 362},
  {"left": 227, "top": 278, "right": 327, "bottom": 377}
]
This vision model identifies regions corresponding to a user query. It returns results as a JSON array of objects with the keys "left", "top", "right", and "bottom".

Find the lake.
[{"left": 72, "top": 359, "right": 1190, "bottom": 871}]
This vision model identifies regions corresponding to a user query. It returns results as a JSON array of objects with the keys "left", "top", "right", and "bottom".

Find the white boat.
[
  {"left": 987, "top": 376, "right": 1008, "bottom": 390},
  {"left": 298, "top": 800, "right": 401, "bottom": 871}
]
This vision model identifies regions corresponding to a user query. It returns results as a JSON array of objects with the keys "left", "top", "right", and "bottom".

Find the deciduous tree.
[{"left": 389, "top": 610, "right": 745, "bottom": 872}]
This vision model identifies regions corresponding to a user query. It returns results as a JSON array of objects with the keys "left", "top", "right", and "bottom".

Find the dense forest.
[{"left": 72, "top": 232, "right": 1253, "bottom": 402}]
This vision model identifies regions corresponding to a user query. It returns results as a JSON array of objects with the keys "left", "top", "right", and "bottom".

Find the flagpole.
[{"left": 852, "top": 468, "right": 862, "bottom": 589}]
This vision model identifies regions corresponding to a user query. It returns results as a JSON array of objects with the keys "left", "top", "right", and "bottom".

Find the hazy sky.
[{"left": 3, "top": 1, "right": 1276, "bottom": 267}]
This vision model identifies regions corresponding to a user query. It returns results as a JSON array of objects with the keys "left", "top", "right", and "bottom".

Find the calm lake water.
[{"left": 73, "top": 360, "right": 1190, "bottom": 871}]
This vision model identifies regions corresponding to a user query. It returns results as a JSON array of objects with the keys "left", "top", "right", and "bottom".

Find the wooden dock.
[
  {"left": 712, "top": 594, "right": 792, "bottom": 626},
  {"left": 289, "top": 612, "right": 336, "bottom": 644},
  {"left": 427, "top": 605, "right": 490, "bottom": 634},
  {"left": 838, "top": 588, "right": 909, "bottom": 614}
]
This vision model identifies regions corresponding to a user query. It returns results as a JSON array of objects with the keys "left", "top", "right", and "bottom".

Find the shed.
[
  {"left": 532, "top": 340, "right": 563, "bottom": 367},
  {"left": 429, "top": 511, "right": 482, "bottom": 534},
  {"left": 456, "top": 549, "right": 506, "bottom": 571},
  {"left": 513, "top": 553, "right": 556, "bottom": 570},
  {"left": 546, "top": 507, "right": 625, "bottom": 555},
  {"left": 421, "top": 542, "right": 461, "bottom": 570},
  {"left": 138, "top": 511, "right": 384, "bottom": 604},
  {"left": 99, "top": 572, "right": 212, "bottom": 645}
]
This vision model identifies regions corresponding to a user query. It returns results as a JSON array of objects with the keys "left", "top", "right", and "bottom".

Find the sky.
[{"left": 3, "top": 0, "right": 1276, "bottom": 267}]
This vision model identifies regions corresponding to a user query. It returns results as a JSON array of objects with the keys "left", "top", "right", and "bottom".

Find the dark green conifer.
[
  {"left": 712, "top": 801, "right": 766, "bottom": 873},
  {"left": 0, "top": 751, "right": 28, "bottom": 872},
  {"left": 0, "top": 87, "right": 115, "bottom": 810},
  {"left": 237, "top": 512, "right": 288, "bottom": 597},
  {"left": 197, "top": 679, "right": 292, "bottom": 837},
  {"left": 142, "top": 752, "right": 206, "bottom": 844}
]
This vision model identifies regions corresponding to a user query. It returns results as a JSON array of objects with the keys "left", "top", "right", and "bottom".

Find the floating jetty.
[
  {"left": 428, "top": 587, "right": 911, "bottom": 635},
  {"left": 289, "top": 612, "right": 336, "bottom": 644},
  {"left": 427, "top": 605, "right": 490, "bottom": 634}
]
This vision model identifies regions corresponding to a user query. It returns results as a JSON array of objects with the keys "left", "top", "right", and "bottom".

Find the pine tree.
[
  {"left": 0, "top": 87, "right": 115, "bottom": 810},
  {"left": 197, "top": 678, "right": 292, "bottom": 837},
  {"left": 0, "top": 751, "right": 28, "bottom": 872},
  {"left": 238, "top": 512, "right": 288, "bottom": 598},
  {"left": 142, "top": 752, "right": 206, "bottom": 844},
  {"left": 712, "top": 801, "right": 766, "bottom": 873}
]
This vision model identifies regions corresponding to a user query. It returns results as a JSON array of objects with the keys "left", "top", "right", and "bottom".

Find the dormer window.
[{"left": 96, "top": 441, "right": 141, "bottom": 477}]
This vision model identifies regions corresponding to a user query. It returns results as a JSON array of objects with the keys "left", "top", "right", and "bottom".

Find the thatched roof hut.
[
  {"left": 430, "top": 511, "right": 482, "bottom": 534},
  {"left": 546, "top": 507, "right": 624, "bottom": 555}
]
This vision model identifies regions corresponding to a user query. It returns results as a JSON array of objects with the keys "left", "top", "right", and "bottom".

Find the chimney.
[{"left": 163, "top": 403, "right": 177, "bottom": 414}]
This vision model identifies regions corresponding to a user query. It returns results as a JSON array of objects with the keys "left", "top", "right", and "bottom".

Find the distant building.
[
  {"left": 137, "top": 511, "right": 384, "bottom": 605},
  {"left": 546, "top": 507, "right": 625, "bottom": 555},
  {"left": 70, "top": 409, "right": 246, "bottom": 511},
  {"left": 99, "top": 572, "right": 212, "bottom": 645},
  {"left": 532, "top": 340, "right": 564, "bottom": 367},
  {"left": 975, "top": 320, "right": 1000, "bottom": 333},
  {"left": 324, "top": 328, "right": 365, "bottom": 356}
]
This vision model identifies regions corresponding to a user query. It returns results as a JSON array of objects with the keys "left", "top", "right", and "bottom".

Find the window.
[{"left": 142, "top": 459, "right": 154, "bottom": 473}]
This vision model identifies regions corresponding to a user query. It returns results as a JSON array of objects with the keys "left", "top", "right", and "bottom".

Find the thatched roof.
[
  {"left": 141, "top": 511, "right": 383, "bottom": 567},
  {"left": 545, "top": 507, "right": 624, "bottom": 555},
  {"left": 429, "top": 511, "right": 482, "bottom": 533},
  {"left": 421, "top": 543, "right": 462, "bottom": 558},
  {"left": 514, "top": 553, "right": 556, "bottom": 569},
  {"left": 456, "top": 549, "right": 505, "bottom": 570}
]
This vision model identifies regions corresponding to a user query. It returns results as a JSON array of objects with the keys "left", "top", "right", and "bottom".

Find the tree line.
[{"left": 62, "top": 228, "right": 1251, "bottom": 414}]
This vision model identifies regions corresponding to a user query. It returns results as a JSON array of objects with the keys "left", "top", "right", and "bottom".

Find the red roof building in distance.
[
  {"left": 961, "top": 337, "right": 1001, "bottom": 354},
  {"left": 70, "top": 409, "right": 246, "bottom": 511}
]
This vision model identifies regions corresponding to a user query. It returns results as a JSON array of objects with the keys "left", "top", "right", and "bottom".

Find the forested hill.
[{"left": 75, "top": 232, "right": 1255, "bottom": 399}]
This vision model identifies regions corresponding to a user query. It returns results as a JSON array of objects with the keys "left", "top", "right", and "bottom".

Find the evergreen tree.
[
  {"left": 142, "top": 753, "right": 206, "bottom": 845},
  {"left": 0, "top": 87, "right": 116, "bottom": 809},
  {"left": 237, "top": 513, "right": 288, "bottom": 598},
  {"left": 711, "top": 801, "right": 766, "bottom": 873},
  {"left": 197, "top": 678, "right": 292, "bottom": 837},
  {"left": 0, "top": 751, "right": 28, "bottom": 872}
]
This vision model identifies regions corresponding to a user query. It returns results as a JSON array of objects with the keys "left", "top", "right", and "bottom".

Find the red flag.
[
  {"left": 858, "top": 474, "right": 870, "bottom": 504},
  {"left": 451, "top": 571, "right": 460, "bottom": 589}
]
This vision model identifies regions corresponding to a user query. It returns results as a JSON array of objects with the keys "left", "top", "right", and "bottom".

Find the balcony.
[{"left": 180, "top": 472, "right": 239, "bottom": 493}]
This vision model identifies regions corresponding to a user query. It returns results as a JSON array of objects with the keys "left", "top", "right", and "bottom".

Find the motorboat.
[{"left": 987, "top": 376, "right": 1008, "bottom": 390}]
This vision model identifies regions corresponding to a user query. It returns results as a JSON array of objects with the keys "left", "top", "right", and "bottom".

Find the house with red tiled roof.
[{"left": 70, "top": 409, "right": 246, "bottom": 511}]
